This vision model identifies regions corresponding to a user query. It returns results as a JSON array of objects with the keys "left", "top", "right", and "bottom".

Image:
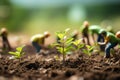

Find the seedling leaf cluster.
[
  {"left": 83, "top": 45, "right": 94, "bottom": 56},
  {"left": 53, "top": 28, "right": 95, "bottom": 63},
  {"left": 72, "top": 39, "right": 85, "bottom": 50},
  {"left": 54, "top": 28, "right": 74, "bottom": 62},
  {"left": 9, "top": 45, "right": 25, "bottom": 59}
]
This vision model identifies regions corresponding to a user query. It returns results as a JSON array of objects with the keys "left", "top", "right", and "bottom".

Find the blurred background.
[{"left": 0, "top": 0, "right": 120, "bottom": 35}]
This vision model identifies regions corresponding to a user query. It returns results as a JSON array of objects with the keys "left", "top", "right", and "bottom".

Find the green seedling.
[
  {"left": 72, "top": 39, "right": 84, "bottom": 51},
  {"left": 83, "top": 45, "right": 94, "bottom": 56},
  {"left": 53, "top": 28, "right": 74, "bottom": 63},
  {"left": 9, "top": 45, "right": 25, "bottom": 59}
]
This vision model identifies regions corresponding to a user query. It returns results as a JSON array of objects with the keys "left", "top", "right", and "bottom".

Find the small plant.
[
  {"left": 72, "top": 39, "right": 85, "bottom": 51},
  {"left": 53, "top": 28, "right": 74, "bottom": 63},
  {"left": 83, "top": 45, "right": 94, "bottom": 56},
  {"left": 9, "top": 45, "right": 25, "bottom": 59}
]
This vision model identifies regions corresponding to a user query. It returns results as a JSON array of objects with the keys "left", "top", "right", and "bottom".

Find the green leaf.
[
  {"left": 16, "top": 45, "right": 25, "bottom": 52},
  {"left": 58, "top": 33, "right": 65, "bottom": 39},
  {"left": 56, "top": 47, "right": 63, "bottom": 54},
  {"left": 66, "top": 38, "right": 73, "bottom": 44},
  {"left": 52, "top": 43, "right": 60, "bottom": 47},
  {"left": 14, "top": 52, "right": 20, "bottom": 56},
  {"left": 15, "top": 55, "right": 20, "bottom": 58},
  {"left": 63, "top": 48, "right": 67, "bottom": 54},
  {"left": 65, "top": 28, "right": 70, "bottom": 32},
  {"left": 64, "top": 28, "right": 70, "bottom": 34},
  {"left": 83, "top": 49, "right": 91, "bottom": 56},
  {"left": 66, "top": 45, "right": 73, "bottom": 50},
  {"left": 73, "top": 39, "right": 82, "bottom": 46},
  {"left": 9, "top": 52, "right": 17, "bottom": 55},
  {"left": 8, "top": 45, "right": 26, "bottom": 59},
  {"left": 9, "top": 51, "right": 20, "bottom": 57},
  {"left": 86, "top": 45, "right": 94, "bottom": 53},
  {"left": 56, "top": 32, "right": 65, "bottom": 39},
  {"left": 16, "top": 47, "right": 22, "bottom": 52},
  {"left": 86, "top": 45, "right": 91, "bottom": 49},
  {"left": 89, "top": 47, "right": 94, "bottom": 52},
  {"left": 78, "top": 44, "right": 84, "bottom": 49}
]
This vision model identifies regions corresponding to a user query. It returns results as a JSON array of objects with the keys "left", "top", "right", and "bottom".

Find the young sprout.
[
  {"left": 53, "top": 28, "right": 74, "bottom": 63},
  {"left": 83, "top": 45, "right": 94, "bottom": 56},
  {"left": 72, "top": 39, "right": 84, "bottom": 51},
  {"left": 9, "top": 45, "right": 25, "bottom": 59}
]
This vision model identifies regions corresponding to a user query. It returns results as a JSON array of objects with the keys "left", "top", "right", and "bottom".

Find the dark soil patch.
[{"left": 0, "top": 45, "right": 120, "bottom": 80}]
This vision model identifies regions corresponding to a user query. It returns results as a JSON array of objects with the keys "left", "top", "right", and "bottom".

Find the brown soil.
[{"left": 0, "top": 45, "right": 120, "bottom": 80}]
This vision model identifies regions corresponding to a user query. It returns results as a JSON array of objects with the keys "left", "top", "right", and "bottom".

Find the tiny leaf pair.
[
  {"left": 72, "top": 39, "right": 84, "bottom": 50},
  {"left": 83, "top": 45, "right": 94, "bottom": 56},
  {"left": 9, "top": 45, "right": 25, "bottom": 59}
]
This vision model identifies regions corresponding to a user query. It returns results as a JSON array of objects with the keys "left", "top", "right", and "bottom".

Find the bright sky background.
[{"left": 10, "top": 0, "right": 120, "bottom": 8}]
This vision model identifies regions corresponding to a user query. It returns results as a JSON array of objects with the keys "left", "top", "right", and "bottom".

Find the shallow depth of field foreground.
[{"left": 1, "top": 0, "right": 120, "bottom": 80}]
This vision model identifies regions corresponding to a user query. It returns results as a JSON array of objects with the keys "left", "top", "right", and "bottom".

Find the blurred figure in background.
[
  {"left": 89, "top": 25, "right": 105, "bottom": 51},
  {"left": 31, "top": 31, "right": 50, "bottom": 53},
  {"left": 98, "top": 30, "right": 118, "bottom": 58},
  {"left": 0, "top": 28, "right": 11, "bottom": 50},
  {"left": 116, "top": 31, "right": 120, "bottom": 39},
  {"left": 89, "top": 25, "right": 103, "bottom": 43},
  {"left": 115, "top": 31, "right": 120, "bottom": 44},
  {"left": 71, "top": 30, "right": 79, "bottom": 41},
  {"left": 81, "top": 21, "right": 90, "bottom": 45}
]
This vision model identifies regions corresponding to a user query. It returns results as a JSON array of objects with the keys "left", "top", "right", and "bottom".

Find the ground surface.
[{"left": 0, "top": 44, "right": 120, "bottom": 80}]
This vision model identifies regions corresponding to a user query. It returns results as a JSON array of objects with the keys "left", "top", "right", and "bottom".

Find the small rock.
[
  {"left": 69, "top": 76, "right": 84, "bottom": 80},
  {"left": 0, "top": 54, "right": 2, "bottom": 58},
  {"left": 9, "top": 70, "right": 15, "bottom": 74},
  {"left": 9, "top": 56, "right": 15, "bottom": 60}
]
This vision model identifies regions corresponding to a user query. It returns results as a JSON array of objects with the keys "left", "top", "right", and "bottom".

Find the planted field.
[
  {"left": 0, "top": 45, "right": 120, "bottom": 80},
  {"left": 0, "top": 28, "right": 120, "bottom": 80}
]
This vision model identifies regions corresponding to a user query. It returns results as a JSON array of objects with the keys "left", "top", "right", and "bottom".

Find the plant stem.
[{"left": 62, "top": 40, "right": 65, "bottom": 64}]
